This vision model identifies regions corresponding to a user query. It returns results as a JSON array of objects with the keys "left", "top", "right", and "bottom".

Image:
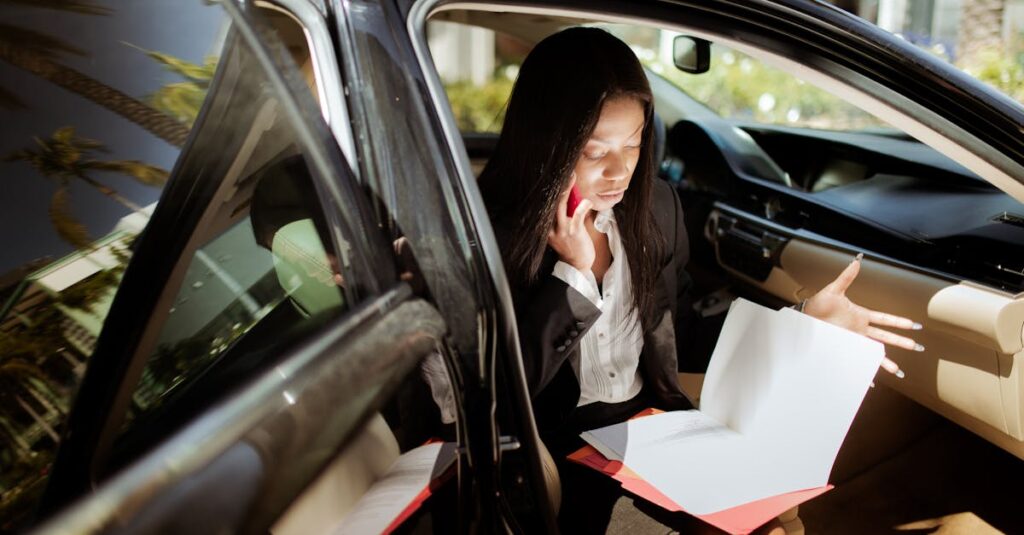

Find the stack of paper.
[
  {"left": 576, "top": 298, "right": 884, "bottom": 532},
  {"left": 568, "top": 442, "right": 830, "bottom": 534},
  {"left": 334, "top": 441, "right": 457, "bottom": 535}
]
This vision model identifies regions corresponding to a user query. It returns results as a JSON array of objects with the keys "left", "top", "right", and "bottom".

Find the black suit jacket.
[{"left": 496, "top": 179, "right": 699, "bottom": 438}]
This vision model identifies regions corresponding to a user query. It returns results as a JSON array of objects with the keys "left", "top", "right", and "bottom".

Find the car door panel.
[
  {"left": 34, "top": 293, "right": 448, "bottom": 535},
  {"left": 271, "top": 413, "right": 400, "bottom": 535},
  {"left": 706, "top": 203, "right": 1024, "bottom": 459}
]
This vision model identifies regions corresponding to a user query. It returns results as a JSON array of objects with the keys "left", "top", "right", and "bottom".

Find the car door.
[
  {"left": 15, "top": 2, "right": 467, "bottom": 533},
  {"left": 332, "top": 2, "right": 562, "bottom": 533}
]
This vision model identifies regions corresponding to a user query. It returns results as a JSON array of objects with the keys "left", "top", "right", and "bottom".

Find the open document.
[
  {"left": 334, "top": 441, "right": 457, "bottom": 535},
  {"left": 581, "top": 298, "right": 883, "bottom": 515}
]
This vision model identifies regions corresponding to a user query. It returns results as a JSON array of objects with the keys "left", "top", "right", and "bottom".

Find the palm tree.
[
  {"left": 4, "top": 127, "right": 168, "bottom": 248},
  {"left": 129, "top": 45, "right": 217, "bottom": 127},
  {"left": 0, "top": 0, "right": 191, "bottom": 147}
]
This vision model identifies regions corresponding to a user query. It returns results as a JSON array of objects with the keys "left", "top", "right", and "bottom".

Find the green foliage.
[
  {"left": 139, "top": 48, "right": 217, "bottom": 82},
  {"left": 48, "top": 186, "right": 91, "bottom": 249},
  {"left": 961, "top": 44, "right": 1024, "bottom": 103},
  {"left": 649, "top": 49, "right": 884, "bottom": 131},
  {"left": 1, "top": 310, "right": 63, "bottom": 352},
  {"left": 0, "top": 23, "right": 86, "bottom": 61},
  {"left": 85, "top": 159, "right": 169, "bottom": 186},
  {"left": 440, "top": 47, "right": 888, "bottom": 133},
  {"left": 443, "top": 74, "right": 514, "bottom": 133},
  {"left": 5, "top": 126, "right": 103, "bottom": 182},
  {"left": 5, "top": 126, "right": 169, "bottom": 189},
  {"left": 5, "top": 126, "right": 167, "bottom": 248},
  {"left": 57, "top": 264, "right": 124, "bottom": 314},
  {"left": 149, "top": 81, "right": 210, "bottom": 126},
  {"left": 130, "top": 45, "right": 217, "bottom": 126}
]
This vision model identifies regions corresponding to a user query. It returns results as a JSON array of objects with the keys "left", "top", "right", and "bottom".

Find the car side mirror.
[{"left": 672, "top": 35, "right": 711, "bottom": 74}]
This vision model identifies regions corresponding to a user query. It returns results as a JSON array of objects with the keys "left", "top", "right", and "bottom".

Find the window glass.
[
  {"left": 430, "top": 3, "right": 1024, "bottom": 131},
  {"left": 426, "top": 20, "right": 886, "bottom": 133},
  {"left": 427, "top": 20, "right": 527, "bottom": 133},
  {"left": 0, "top": 1, "right": 226, "bottom": 529},
  {"left": 617, "top": 0, "right": 1024, "bottom": 121},
  {"left": 114, "top": 10, "right": 355, "bottom": 452},
  {"left": 127, "top": 158, "right": 347, "bottom": 419}
]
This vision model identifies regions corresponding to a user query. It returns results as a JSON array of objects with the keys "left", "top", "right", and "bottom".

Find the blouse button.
[{"left": 609, "top": 372, "right": 616, "bottom": 378}]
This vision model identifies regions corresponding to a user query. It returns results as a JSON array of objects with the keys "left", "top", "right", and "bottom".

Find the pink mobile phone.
[{"left": 567, "top": 185, "right": 582, "bottom": 217}]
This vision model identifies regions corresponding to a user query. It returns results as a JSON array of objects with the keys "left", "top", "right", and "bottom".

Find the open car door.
[{"left": 29, "top": 2, "right": 466, "bottom": 533}]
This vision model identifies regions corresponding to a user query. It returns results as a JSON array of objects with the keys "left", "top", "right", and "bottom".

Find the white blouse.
[{"left": 552, "top": 209, "right": 644, "bottom": 406}]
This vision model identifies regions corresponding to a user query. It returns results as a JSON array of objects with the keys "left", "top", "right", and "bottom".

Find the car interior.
[
  {"left": 240, "top": 9, "right": 465, "bottom": 534},
  {"left": 220, "top": 4, "right": 1024, "bottom": 533},
  {"left": 416, "top": 5, "right": 1024, "bottom": 530}
]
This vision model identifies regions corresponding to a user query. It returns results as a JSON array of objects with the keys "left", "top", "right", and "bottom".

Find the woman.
[{"left": 478, "top": 27, "right": 920, "bottom": 533}]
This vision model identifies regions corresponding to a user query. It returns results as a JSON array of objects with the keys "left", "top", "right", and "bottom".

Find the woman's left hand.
[{"left": 803, "top": 253, "right": 923, "bottom": 377}]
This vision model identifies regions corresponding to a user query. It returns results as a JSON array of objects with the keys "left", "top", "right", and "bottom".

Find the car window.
[
  {"left": 426, "top": 20, "right": 527, "bottom": 133},
  {"left": 425, "top": 19, "right": 888, "bottom": 133},
  {"left": 0, "top": 1, "right": 227, "bottom": 529},
  {"left": 120, "top": 157, "right": 347, "bottom": 429},
  {"left": 109, "top": 7, "right": 365, "bottom": 464},
  {"left": 428, "top": 12, "right": 1024, "bottom": 133},
  {"left": 601, "top": 0, "right": 1024, "bottom": 128}
]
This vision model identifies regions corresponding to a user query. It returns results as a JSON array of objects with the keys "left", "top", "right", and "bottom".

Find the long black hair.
[{"left": 479, "top": 27, "right": 665, "bottom": 330}]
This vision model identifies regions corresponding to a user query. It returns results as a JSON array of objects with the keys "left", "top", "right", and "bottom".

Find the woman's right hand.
[{"left": 547, "top": 175, "right": 595, "bottom": 272}]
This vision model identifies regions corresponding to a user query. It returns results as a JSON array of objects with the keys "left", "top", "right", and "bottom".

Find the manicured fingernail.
[
  {"left": 914, "top": 343, "right": 925, "bottom": 352},
  {"left": 869, "top": 381, "right": 876, "bottom": 388},
  {"left": 912, "top": 322, "right": 923, "bottom": 330},
  {"left": 855, "top": 252, "right": 864, "bottom": 262},
  {"left": 895, "top": 369, "right": 906, "bottom": 379}
]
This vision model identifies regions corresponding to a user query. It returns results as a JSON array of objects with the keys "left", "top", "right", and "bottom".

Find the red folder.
[{"left": 568, "top": 409, "right": 832, "bottom": 534}]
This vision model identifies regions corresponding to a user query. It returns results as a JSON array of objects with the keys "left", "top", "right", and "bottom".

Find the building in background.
[{"left": 0, "top": 208, "right": 151, "bottom": 489}]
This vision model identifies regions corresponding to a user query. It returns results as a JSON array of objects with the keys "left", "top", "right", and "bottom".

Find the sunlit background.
[{"left": 430, "top": 0, "right": 1024, "bottom": 132}]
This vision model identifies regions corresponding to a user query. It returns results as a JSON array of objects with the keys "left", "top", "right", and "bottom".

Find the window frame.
[{"left": 330, "top": 2, "right": 505, "bottom": 528}]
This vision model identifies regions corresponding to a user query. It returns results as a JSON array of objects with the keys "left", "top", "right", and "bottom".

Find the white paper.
[
  {"left": 581, "top": 298, "right": 883, "bottom": 514},
  {"left": 334, "top": 442, "right": 454, "bottom": 535}
]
